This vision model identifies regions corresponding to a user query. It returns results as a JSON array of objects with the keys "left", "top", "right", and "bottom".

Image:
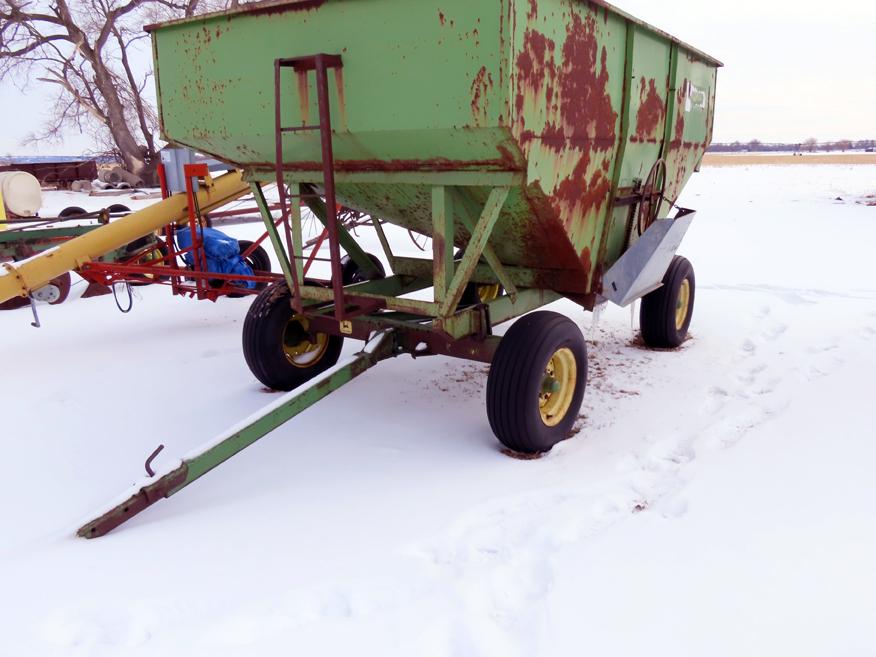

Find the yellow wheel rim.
[
  {"left": 538, "top": 347, "right": 577, "bottom": 427},
  {"left": 675, "top": 279, "right": 691, "bottom": 331},
  {"left": 477, "top": 283, "right": 501, "bottom": 303},
  {"left": 282, "top": 315, "right": 329, "bottom": 368},
  {"left": 142, "top": 248, "right": 163, "bottom": 281}
]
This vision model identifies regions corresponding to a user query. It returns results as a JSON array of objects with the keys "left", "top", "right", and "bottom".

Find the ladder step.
[
  {"left": 277, "top": 54, "right": 342, "bottom": 71},
  {"left": 281, "top": 125, "right": 321, "bottom": 133}
]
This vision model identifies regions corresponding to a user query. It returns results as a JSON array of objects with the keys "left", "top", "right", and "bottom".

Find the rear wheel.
[
  {"left": 487, "top": 311, "right": 588, "bottom": 454},
  {"left": 242, "top": 282, "right": 343, "bottom": 391},
  {"left": 231, "top": 239, "right": 272, "bottom": 296},
  {"left": 340, "top": 252, "right": 385, "bottom": 285},
  {"left": 639, "top": 255, "right": 695, "bottom": 348},
  {"left": 238, "top": 240, "right": 271, "bottom": 275}
]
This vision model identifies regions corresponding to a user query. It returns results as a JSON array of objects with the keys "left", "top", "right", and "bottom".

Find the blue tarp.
[{"left": 176, "top": 227, "right": 256, "bottom": 289}]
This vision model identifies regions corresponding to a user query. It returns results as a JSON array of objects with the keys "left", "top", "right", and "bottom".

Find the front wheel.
[
  {"left": 242, "top": 282, "right": 343, "bottom": 391},
  {"left": 486, "top": 311, "right": 588, "bottom": 454},
  {"left": 639, "top": 255, "right": 695, "bottom": 348}
]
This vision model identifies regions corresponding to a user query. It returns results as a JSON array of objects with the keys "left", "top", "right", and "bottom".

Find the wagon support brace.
[
  {"left": 77, "top": 331, "right": 396, "bottom": 539},
  {"left": 434, "top": 185, "right": 509, "bottom": 317}
]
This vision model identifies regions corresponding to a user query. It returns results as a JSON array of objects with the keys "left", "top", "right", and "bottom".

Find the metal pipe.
[{"left": 0, "top": 170, "right": 249, "bottom": 304}]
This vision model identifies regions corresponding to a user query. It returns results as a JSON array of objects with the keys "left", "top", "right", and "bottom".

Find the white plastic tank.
[{"left": 0, "top": 171, "right": 43, "bottom": 217}]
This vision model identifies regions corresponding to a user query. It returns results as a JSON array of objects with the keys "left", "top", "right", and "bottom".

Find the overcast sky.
[{"left": 1, "top": 0, "right": 874, "bottom": 155}]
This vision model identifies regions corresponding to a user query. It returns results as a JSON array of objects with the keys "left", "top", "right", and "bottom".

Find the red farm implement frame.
[{"left": 77, "top": 163, "right": 342, "bottom": 302}]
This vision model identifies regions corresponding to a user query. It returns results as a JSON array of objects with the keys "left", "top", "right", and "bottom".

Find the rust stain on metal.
[
  {"left": 296, "top": 69, "right": 310, "bottom": 125},
  {"left": 333, "top": 67, "right": 347, "bottom": 130},
  {"left": 550, "top": 13, "right": 617, "bottom": 265},
  {"left": 555, "top": 13, "right": 616, "bottom": 143},
  {"left": 515, "top": 28, "right": 556, "bottom": 117},
  {"left": 78, "top": 465, "right": 189, "bottom": 538},
  {"left": 510, "top": 10, "right": 618, "bottom": 288},
  {"left": 633, "top": 77, "right": 664, "bottom": 142},
  {"left": 470, "top": 65, "right": 493, "bottom": 125}
]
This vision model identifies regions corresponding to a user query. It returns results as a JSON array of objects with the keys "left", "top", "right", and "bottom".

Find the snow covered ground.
[{"left": 2, "top": 164, "right": 875, "bottom": 656}]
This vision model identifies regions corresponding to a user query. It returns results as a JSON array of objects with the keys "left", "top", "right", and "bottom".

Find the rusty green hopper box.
[{"left": 148, "top": 0, "right": 720, "bottom": 297}]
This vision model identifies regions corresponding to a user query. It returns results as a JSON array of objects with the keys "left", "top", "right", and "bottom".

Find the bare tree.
[
  {"left": 0, "top": 0, "right": 238, "bottom": 182},
  {"left": 802, "top": 137, "right": 818, "bottom": 153}
]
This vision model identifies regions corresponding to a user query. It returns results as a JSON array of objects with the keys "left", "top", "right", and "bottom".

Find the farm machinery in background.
[{"left": 0, "top": 147, "right": 377, "bottom": 319}]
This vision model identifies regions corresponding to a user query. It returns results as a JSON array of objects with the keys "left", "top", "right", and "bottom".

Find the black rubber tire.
[
  {"left": 106, "top": 204, "right": 131, "bottom": 214},
  {"left": 225, "top": 240, "right": 272, "bottom": 297},
  {"left": 47, "top": 272, "right": 71, "bottom": 305},
  {"left": 242, "top": 281, "right": 344, "bottom": 391},
  {"left": 238, "top": 240, "right": 272, "bottom": 275},
  {"left": 340, "top": 253, "right": 385, "bottom": 285},
  {"left": 639, "top": 255, "right": 695, "bottom": 348},
  {"left": 486, "top": 311, "right": 588, "bottom": 454},
  {"left": 58, "top": 206, "right": 87, "bottom": 218}
]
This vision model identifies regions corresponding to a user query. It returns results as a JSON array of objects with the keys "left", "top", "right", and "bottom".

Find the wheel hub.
[
  {"left": 538, "top": 347, "right": 577, "bottom": 427},
  {"left": 675, "top": 278, "right": 691, "bottom": 330},
  {"left": 477, "top": 283, "right": 501, "bottom": 303},
  {"left": 282, "top": 315, "right": 328, "bottom": 368}
]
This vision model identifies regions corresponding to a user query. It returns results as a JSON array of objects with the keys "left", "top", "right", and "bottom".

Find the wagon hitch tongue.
[{"left": 77, "top": 331, "right": 395, "bottom": 538}]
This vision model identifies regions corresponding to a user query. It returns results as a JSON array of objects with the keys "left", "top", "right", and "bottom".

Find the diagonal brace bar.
[
  {"left": 438, "top": 187, "right": 510, "bottom": 316},
  {"left": 77, "top": 332, "right": 396, "bottom": 539},
  {"left": 450, "top": 187, "right": 518, "bottom": 301},
  {"left": 251, "top": 182, "right": 298, "bottom": 291}
]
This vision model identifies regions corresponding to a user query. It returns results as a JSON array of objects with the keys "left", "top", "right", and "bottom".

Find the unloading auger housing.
[
  {"left": 78, "top": 0, "right": 721, "bottom": 537},
  {"left": 0, "top": 170, "right": 251, "bottom": 305}
]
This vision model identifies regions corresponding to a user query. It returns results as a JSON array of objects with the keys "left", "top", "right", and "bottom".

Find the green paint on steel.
[
  {"left": 150, "top": 0, "right": 719, "bottom": 298},
  {"left": 431, "top": 186, "right": 454, "bottom": 304},
  {"left": 449, "top": 187, "right": 518, "bottom": 300},
  {"left": 251, "top": 181, "right": 296, "bottom": 288}
]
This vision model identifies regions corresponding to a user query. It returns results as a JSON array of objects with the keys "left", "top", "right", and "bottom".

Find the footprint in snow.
[
  {"left": 762, "top": 322, "right": 788, "bottom": 341},
  {"left": 736, "top": 362, "right": 768, "bottom": 385}
]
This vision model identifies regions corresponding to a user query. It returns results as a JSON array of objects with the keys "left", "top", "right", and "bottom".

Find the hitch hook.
[{"left": 145, "top": 444, "right": 165, "bottom": 477}]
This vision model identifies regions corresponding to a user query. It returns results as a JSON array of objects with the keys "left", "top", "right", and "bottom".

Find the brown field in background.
[{"left": 702, "top": 153, "right": 876, "bottom": 166}]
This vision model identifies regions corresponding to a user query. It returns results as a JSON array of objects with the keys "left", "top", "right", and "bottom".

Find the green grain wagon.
[{"left": 80, "top": 0, "right": 721, "bottom": 537}]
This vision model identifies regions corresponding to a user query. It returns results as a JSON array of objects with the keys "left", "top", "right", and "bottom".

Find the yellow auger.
[{"left": 0, "top": 170, "right": 249, "bottom": 305}]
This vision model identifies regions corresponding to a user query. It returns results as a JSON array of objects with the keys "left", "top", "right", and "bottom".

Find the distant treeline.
[{"left": 709, "top": 139, "right": 876, "bottom": 153}]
